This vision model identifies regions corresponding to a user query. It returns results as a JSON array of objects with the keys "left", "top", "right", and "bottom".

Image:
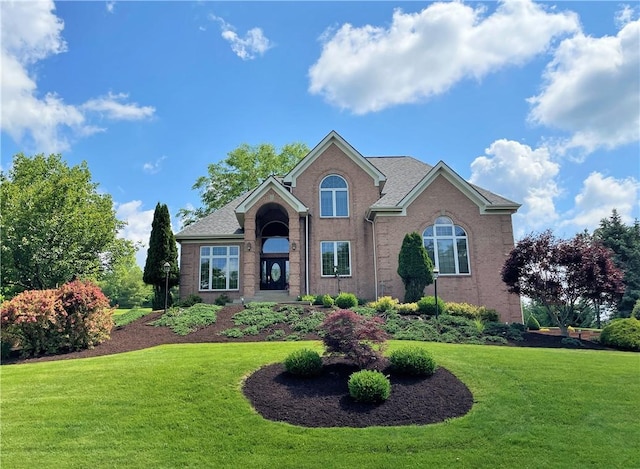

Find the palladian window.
[
  {"left": 422, "top": 217, "right": 470, "bottom": 275},
  {"left": 320, "top": 175, "right": 349, "bottom": 217}
]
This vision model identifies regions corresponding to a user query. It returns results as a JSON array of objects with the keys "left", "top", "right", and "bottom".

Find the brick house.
[{"left": 176, "top": 131, "right": 523, "bottom": 323}]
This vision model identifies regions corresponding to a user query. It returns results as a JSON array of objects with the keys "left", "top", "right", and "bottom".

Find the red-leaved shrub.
[
  {"left": 1, "top": 280, "right": 114, "bottom": 357},
  {"left": 319, "top": 309, "right": 387, "bottom": 369}
]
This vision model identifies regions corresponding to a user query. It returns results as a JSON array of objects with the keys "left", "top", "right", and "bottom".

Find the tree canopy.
[
  {"left": 179, "top": 142, "right": 309, "bottom": 225},
  {"left": 502, "top": 230, "right": 624, "bottom": 336},
  {"left": 593, "top": 209, "right": 640, "bottom": 317},
  {"left": 398, "top": 232, "right": 434, "bottom": 303},
  {"left": 143, "top": 203, "right": 179, "bottom": 310},
  {"left": 1, "top": 153, "right": 131, "bottom": 295}
]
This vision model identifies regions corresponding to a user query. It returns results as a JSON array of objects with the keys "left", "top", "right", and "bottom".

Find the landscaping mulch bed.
[{"left": 2, "top": 304, "right": 610, "bottom": 428}]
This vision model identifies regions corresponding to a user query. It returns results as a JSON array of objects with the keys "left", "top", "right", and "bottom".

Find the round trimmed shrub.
[
  {"left": 389, "top": 346, "right": 436, "bottom": 376},
  {"left": 283, "top": 348, "right": 323, "bottom": 376},
  {"left": 600, "top": 318, "right": 640, "bottom": 351},
  {"left": 416, "top": 296, "right": 446, "bottom": 316},
  {"left": 348, "top": 370, "right": 391, "bottom": 403},
  {"left": 322, "top": 294, "right": 335, "bottom": 308},
  {"left": 335, "top": 292, "right": 358, "bottom": 309}
]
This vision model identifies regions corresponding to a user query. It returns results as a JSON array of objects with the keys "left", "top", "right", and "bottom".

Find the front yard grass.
[{"left": 1, "top": 342, "right": 638, "bottom": 468}]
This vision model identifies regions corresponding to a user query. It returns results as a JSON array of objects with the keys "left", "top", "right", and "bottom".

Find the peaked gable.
[
  {"left": 396, "top": 161, "right": 520, "bottom": 215},
  {"left": 235, "top": 175, "right": 309, "bottom": 227},
  {"left": 283, "top": 130, "right": 386, "bottom": 188}
]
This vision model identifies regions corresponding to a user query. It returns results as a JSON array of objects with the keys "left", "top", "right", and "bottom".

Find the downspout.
[
  {"left": 365, "top": 215, "right": 378, "bottom": 300},
  {"left": 305, "top": 213, "right": 310, "bottom": 296}
]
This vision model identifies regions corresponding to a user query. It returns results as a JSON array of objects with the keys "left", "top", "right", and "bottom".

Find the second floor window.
[{"left": 320, "top": 175, "right": 349, "bottom": 217}]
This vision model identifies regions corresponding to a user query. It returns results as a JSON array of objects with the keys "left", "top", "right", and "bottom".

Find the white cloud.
[
  {"left": 470, "top": 139, "right": 561, "bottom": 231},
  {"left": 528, "top": 18, "right": 640, "bottom": 153},
  {"left": 0, "top": 1, "right": 155, "bottom": 153},
  {"left": 82, "top": 92, "right": 155, "bottom": 121},
  {"left": 308, "top": 0, "right": 579, "bottom": 114},
  {"left": 116, "top": 200, "right": 155, "bottom": 267},
  {"left": 210, "top": 14, "right": 272, "bottom": 60},
  {"left": 561, "top": 172, "right": 640, "bottom": 230},
  {"left": 106, "top": 2, "right": 116, "bottom": 14},
  {"left": 143, "top": 155, "right": 167, "bottom": 174}
]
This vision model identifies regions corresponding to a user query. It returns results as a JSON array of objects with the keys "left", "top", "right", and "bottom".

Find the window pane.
[
  {"left": 229, "top": 246, "right": 239, "bottom": 256},
  {"left": 201, "top": 247, "right": 210, "bottom": 257},
  {"left": 337, "top": 242, "right": 350, "bottom": 275},
  {"left": 200, "top": 258, "right": 210, "bottom": 290},
  {"left": 423, "top": 239, "right": 435, "bottom": 264},
  {"left": 262, "top": 238, "right": 289, "bottom": 253},
  {"left": 320, "top": 191, "right": 333, "bottom": 216},
  {"left": 212, "top": 246, "right": 227, "bottom": 256},
  {"left": 423, "top": 226, "right": 433, "bottom": 237},
  {"left": 321, "top": 242, "right": 335, "bottom": 276},
  {"left": 212, "top": 258, "right": 227, "bottom": 289},
  {"left": 437, "top": 239, "right": 455, "bottom": 274},
  {"left": 229, "top": 258, "right": 239, "bottom": 289},
  {"left": 457, "top": 239, "right": 469, "bottom": 273},
  {"left": 435, "top": 225, "right": 453, "bottom": 236},
  {"left": 455, "top": 225, "right": 467, "bottom": 236},
  {"left": 335, "top": 191, "right": 348, "bottom": 216},
  {"left": 321, "top": 175, "right": 347, "bottom": 188}
]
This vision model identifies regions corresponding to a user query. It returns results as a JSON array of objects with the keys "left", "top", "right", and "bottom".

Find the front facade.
[{"left": 176, "top": 131, "right": 523, "bottom": 323}]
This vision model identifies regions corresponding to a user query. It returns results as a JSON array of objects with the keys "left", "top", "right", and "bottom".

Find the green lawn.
[{"left": 1, "top": 342, "right": 638, "bottom": 468}]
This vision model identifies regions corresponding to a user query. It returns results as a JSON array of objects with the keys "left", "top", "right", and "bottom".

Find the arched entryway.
[{"left": 256, "top": 204, "right": 290, "bottom": 291}]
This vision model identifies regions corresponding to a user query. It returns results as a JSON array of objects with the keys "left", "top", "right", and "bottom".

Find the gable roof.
[
  {"left": 175, "top": 192, "right": 247, "bottom": 240},
  {"left": 235, "top": 175, "right": 309, "bottom": 226},
  {"left": 367, "top": 159, "right": 520, "bottom": 217},
  {"left": 283, "top": 130, "right": 386, "bottom": 188}
]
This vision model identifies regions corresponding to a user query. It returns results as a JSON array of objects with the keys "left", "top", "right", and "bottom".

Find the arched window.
[
  {"left": 320, "top": 175, "right": 349, "bottom": 217},
  {"left": 423, "top": 216, "right": 470, "bottom": 275}
]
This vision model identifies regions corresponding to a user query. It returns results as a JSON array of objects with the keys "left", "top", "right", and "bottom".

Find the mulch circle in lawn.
[{"left": 242, "top": 357, "right": 474, "bottom": 428}]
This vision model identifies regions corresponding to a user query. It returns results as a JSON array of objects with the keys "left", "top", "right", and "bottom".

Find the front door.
[{"left": 261, "top": 258, "right": 287, "bottom": 290}]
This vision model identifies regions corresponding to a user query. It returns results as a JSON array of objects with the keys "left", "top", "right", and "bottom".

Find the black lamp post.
[
  {"left": 433, "top": 267, "right": 439, "bottom": 320},
  {"left": 334, "top": 264, "right": 341, "bottom": 294},
  {"left": 163, "top": 261, "right": 171, "bottom": 315}
]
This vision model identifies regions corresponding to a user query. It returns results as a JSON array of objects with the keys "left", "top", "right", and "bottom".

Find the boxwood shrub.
[
  {"left": 335, "top": 292, "right": 358, "bottom": 309},
  {"left": 284, "top": 348, "right": 323, "bottom": 376},
  {"left": 600, "top": 318, "right": 640, "bottom": 351},
  {"left": 348, "top": 370, "right": 391, "bottom": 403},
  {"left": 389, "top": 346, "right": 436, "bottom": 376},
  {"left": 417, "top": 296, "right": 446, "bottom": 316}
]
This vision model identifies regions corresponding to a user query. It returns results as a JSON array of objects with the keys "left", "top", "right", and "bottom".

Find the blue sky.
[{"left": 2, "top": 1, "right": 639, "bottom": 267}]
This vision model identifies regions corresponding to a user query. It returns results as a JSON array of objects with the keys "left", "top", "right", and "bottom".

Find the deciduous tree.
[
  {"left": 502, "top": 231, "right": 624, "bottom": 336},
  {"left": 397, "top": 232, "right": 434, "bottom": 303},
  {"left": 143, "top": 203, "right": 179, "bottom": 310},
  {"left": 179, "top": 142, "right": 309, "bottom": 225},
  {"left": 1, "top": 153, "right": 130, "bottom": 295}
]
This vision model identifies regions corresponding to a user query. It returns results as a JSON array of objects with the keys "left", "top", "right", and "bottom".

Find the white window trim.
[
  {"left": 423, "top": 220, "right": 471, "bottom": 276},
  {"left": 199, "top": 245, "right": 240, "bottom": 291},
  {"left": 320, "top": 241, "right": 352, "bottom": 277},
  {"left": 319, "top": 174, "right": 349, "bottom": 218}
]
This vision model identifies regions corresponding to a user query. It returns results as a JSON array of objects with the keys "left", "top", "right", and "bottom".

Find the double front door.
[{"left": 261, "top": 258, "right": 288, "bottom": 290}]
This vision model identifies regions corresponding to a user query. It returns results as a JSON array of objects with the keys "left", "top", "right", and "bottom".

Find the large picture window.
[
  {"left": 320, "top": 175, "right": 349, "bottom": 217},
  {"left": 200, "top": 246, "right": 239, "bottom": 290},
  {"left": 422, "top": 217, "right": 470, "bottom": 275},
  {"left": 321, "top": 241, "right": 351, "bottom": 276}
]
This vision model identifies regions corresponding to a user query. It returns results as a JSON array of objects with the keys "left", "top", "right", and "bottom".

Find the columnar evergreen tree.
[
  {"left": 594, "top": 210, "right": 640, "bottom": 318},
  {"left": 143, "top": 203, "right": 179, "bottom": 310},
  {"left": 397, "top": 232, "right": 434, "bottom": 303}
]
